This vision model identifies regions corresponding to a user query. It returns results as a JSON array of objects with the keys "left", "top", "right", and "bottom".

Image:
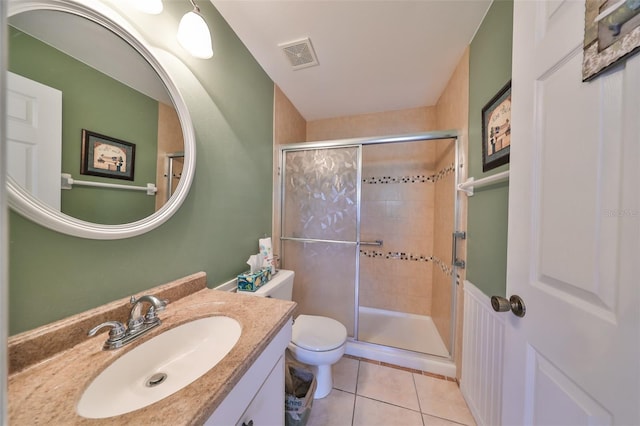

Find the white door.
[
  {"left": 503, "top": 1, "right": 639, "bottom": 425},
  {"left": 7, "top": 71, "right": 62, "bottom": 210}
]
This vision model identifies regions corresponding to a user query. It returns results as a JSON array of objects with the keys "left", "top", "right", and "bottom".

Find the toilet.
[{"left": 242, "top": 269, "right": 347, "bottom": 399}]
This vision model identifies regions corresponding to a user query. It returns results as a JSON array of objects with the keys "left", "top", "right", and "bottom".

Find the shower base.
[
  {"left": 346, "top": 306, "right": 455, "bottom": 377},
  {"left": 357, "top": 306, "right": 449, "bottom": 357}
]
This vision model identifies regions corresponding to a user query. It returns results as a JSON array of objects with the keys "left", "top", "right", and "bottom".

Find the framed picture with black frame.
[
  {"left": 481, "top": 81, "right": 511, "bottom": 172},
  {"left": 80, "top": 129, "right": 136, "bottom": 181}
]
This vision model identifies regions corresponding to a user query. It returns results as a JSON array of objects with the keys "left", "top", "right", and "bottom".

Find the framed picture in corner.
[
  {"left": 481, "top": 81, "right": 511, "bottom": 172},
  {"left": 80, "top": 129, "right": 136, "bottom": 181},
  {"left": 583, "top": 0, "right": 640, "bottom": 81}
]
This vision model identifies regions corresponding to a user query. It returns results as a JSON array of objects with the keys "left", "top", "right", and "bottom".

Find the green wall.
[
  {"left": 8, "top": 27, "right": 158, "bottom": 224},
  {"left": 467, "top": 0, "right": 513, "bottom": 297},
  {"left": 8, "top": 2, "right": 274, "bottom": 334}
]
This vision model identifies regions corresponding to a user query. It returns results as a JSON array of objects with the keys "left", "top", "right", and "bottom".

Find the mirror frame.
[{"left": 7, "top": 0, "right": 196, "bottom": 239}]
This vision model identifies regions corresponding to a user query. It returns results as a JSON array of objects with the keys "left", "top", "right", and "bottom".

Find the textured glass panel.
[
  {"left": 283, "top": 147, "right": 358, "bottom": 241},
  {"left": 282, "top": 240, "right": 356, "bottom": 336}
]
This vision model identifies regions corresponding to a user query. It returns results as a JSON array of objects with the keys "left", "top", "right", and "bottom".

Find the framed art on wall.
[
  {"left": 583, "top": 0, "right": 640, "bottom": 81},
  {"left": 81, "top": 129, "right": 136, "bottom": 181},
  {"left": 481, "top": 81, "right": 511, "bottom": 172}
]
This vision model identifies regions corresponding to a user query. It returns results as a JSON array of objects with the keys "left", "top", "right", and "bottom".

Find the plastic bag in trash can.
[{"left": 284, "top": 350, "right": 317, "bottom": 426}]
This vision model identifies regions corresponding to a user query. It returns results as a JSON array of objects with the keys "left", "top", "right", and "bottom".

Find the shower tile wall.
[
  {"left": 431, "top": 139, "right": 457, "bottom": 350},
  {"left": 155, "top": 102, "right": 184, "bottom": 211},
  {"left": 359, "top": 142, "right": 437, "bottom": 316}
]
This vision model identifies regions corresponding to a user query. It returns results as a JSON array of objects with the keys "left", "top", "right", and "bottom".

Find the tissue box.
[{"left": 237, "top": 268, "right": 272, "bottom": 292}]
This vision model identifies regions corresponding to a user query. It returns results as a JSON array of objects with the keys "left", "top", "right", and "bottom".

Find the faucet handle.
[
  {"left": 144, "top": 306, "right": 162, "bottom": 324},
  {"left": 88, "top": 321, "right": 126, "bottom": 340}
]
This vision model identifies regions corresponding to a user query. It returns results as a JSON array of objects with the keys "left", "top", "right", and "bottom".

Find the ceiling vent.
[{"left": 279, "top": 38, "right": 319, "bottom": 70}]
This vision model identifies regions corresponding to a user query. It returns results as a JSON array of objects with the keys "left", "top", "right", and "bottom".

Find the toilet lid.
[{"left": 292, "top": 315, "right": 347, "bottom": 351}]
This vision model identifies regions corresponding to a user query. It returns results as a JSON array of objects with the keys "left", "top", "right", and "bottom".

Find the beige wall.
[
  {"left": 272, "top": 86, "right": 307, "bottom": 264},
  {"left": 307, "top": 106, "right": 437, "bottom": 141},
  {"left": 274, "top": 86, "right": 306, "bottom": 145}
]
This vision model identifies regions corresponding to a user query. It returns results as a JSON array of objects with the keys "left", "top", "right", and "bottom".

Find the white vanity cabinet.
[
  {"left": 236, "top": 356, "right": 285, "bottom": 426},
  {"left": 205, "top": 320, "right": 291, "bottom": 426}
]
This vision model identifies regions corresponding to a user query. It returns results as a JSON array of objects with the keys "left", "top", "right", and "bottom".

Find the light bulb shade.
[
  {"left": 177, "top": 11, "right": 213, "bottom": 59},
  {"left": 132, "top": 0, "right": 163, "bottom": 14}
]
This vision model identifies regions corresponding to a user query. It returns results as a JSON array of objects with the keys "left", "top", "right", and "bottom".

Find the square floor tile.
[
  {"left": 353, "top": 396, "right": 423, "bottom": 426},
  {"left": 356, "top": 362, "right": 420, "bottom": 411},
  {"left": 306, "top": 389, "right": 355, "bottom": 426},
  {"left": 413, "top": 375, "right": 476, "bottom": 426},
  {"left": 423, "top": 413, "right": 469, "bottom": 425},
  {"left": 333, "top": 357, "right": 359, "bottom": 394}
]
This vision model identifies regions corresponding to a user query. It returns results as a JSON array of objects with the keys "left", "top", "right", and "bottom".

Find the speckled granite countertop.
[{"left": 8, "top": 272, "right": 296, "bottom": 425}]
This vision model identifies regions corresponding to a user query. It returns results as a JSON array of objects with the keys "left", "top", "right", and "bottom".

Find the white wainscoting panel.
[{"left": 461, "top": 280, "right": 505, "bottom": 426}]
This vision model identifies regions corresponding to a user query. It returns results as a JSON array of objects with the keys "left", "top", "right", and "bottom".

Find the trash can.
[{"left": 284, "top": 350, "right": 317, "bottom": 426}]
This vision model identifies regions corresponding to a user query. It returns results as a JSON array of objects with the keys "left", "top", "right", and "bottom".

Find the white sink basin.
[{"left": 77, "top": 316, "right": 241, "bottom": 419}]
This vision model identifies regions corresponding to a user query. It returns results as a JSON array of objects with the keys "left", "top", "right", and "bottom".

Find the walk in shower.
[{"left": 278, "top": 132, "right": 461, "bottom": 375}]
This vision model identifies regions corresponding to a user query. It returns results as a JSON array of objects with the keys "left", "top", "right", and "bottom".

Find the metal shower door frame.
[{"left": 278, "top": 130, "right": 460, "bottom": 359}]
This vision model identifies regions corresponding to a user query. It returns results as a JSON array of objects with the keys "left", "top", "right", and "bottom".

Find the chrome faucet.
[
  {"left": 128, "top": 294, "right": 168, "bottom": 332},
  {"left": 88, "top": 294, "right": 168, "bottom": 350}
]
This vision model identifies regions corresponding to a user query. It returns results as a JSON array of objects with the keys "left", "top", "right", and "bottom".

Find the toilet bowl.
[
  {"left": 238, "top": 269, "right": 347, "bottom": 399},
  {"left": 288, "top": 314, "right": 347, "bottom": 399}
]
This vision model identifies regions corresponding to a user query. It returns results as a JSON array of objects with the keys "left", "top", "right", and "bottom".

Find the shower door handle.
[
  {"left": 451, "top": 231, "right": 466, "bottom": 268},
  {"left": 360, "top": 240, "right": 383, "bottom": 246}
]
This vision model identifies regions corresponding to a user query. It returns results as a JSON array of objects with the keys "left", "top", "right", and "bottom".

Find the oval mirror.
[{"left": 6, "top": 0, "right": 196, "bottom": 239}]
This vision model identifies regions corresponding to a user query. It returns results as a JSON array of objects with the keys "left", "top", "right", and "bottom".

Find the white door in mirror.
[{"left": 7, "top": 71, "right": 62, "bottom": 210}]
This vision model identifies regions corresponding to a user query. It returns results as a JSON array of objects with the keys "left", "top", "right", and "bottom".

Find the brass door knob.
[{"left": 491, "top": 295, "right": 526, "bottom": 317}]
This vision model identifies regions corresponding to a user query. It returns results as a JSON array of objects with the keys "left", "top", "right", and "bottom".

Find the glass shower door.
[
  {"left": 358, "top": 138, "right": 457, "bottom": 357},
  {"left": 280, "top": 146, "right": 359, "bottom": 336}
]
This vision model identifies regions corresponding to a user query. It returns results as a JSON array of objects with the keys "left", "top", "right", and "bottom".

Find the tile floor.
[{"left": 306, "top": 356, "right": 476, "bottom": 426}]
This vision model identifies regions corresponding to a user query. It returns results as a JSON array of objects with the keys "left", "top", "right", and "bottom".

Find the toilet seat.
[{"left": 291, "top": 315, "right": 347, "bottom": 352}]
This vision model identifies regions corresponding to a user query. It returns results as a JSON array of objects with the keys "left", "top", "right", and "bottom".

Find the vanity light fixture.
[
  {"left": 132, "top": 0, "right": 164, "bottom": 15},
  {"left": 177, "top": 0, "right": 213, "bottom": 59}
]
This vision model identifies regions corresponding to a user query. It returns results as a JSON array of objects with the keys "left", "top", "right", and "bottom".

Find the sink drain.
[{"left": 146, "top": 372, "right": 167, "bottom": 388}]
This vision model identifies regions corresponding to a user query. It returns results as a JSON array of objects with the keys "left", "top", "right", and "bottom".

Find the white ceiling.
[
  {"left": 9, "top": 10, "right": 171, "bottom": 105},
  {"left": 211, "top": 0, "right": 492, "bottom": 121}
]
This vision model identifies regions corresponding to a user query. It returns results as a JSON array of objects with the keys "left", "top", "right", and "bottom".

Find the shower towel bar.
[
  {"left": 280, "top": 236, "right": 357, "bottom": 245},
  {"left": 61, "top": 173, "right": 157, "bottom": 195},
  {"left": 457, "top": 171, "right": 509, "bottom": 196}
]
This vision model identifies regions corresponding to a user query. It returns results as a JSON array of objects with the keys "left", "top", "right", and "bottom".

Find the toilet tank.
[{"left": 246, "top": 269, "right": 294, "bottom": 300}]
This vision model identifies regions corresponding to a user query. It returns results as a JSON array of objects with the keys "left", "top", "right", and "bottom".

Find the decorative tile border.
[
  {"left": 359, "top": 250, "right": 454, "bottom": 276},
  {"left": 362, "top": 163, "right": 455, "bottom": 185}
]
